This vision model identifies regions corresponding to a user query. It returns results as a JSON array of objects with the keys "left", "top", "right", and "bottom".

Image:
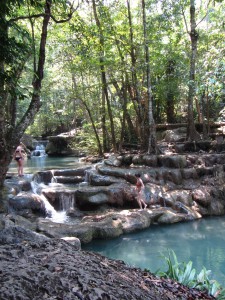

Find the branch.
[
  {"left": 181, "top": 6, "right": 189, "bottom": 34},
  {"left": 196, "top": 0, "right": 213, "bottom": 27},
  {"left": 9, "top": 0, "right": 79, "bottom": 24},
  {"left": 9, "top": 13, "right": 45, "bottom": 22}
]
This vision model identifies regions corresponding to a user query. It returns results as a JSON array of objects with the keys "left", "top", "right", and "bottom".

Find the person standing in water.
[
  {"left": 135, "top": 173, "right": 147, "bottom": 209},
  {"left": 13, "top": 142, "right": 26, "bottom": 176}
]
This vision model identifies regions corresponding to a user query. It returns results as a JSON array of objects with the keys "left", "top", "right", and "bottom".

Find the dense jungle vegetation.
[{"left": 0, "top": 0, "right": 225, "bottom": 186}]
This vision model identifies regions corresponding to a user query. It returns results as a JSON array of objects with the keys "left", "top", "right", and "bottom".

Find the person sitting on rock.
[{"left": 135, "top": 173, "right": 147, "bottom": 210}]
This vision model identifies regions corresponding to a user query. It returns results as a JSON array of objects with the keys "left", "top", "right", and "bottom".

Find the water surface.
[
  {"left": 83, "top": 216, "right": 225, "bottom": 286},
  {"left": 9, "top": 156, "right": 87, "bottom": 174}
]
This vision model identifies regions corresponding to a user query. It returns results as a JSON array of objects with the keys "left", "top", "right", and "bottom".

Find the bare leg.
[
  {"left": 142, "top": 201, "right": 147, "bottom": 209},
  {"left": 18, "top": 159, "right": 24, "bottom": 176},
  {"left": 138, "top": 193, "right": 147, "bottom": 209},
  {"left": 137, "top": 198, "right": 142, "bottom": 209}
]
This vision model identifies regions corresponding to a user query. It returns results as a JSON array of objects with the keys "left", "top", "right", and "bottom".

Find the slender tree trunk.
[
  {"left": 81, "top": 99, "right": 103, "bottom": 156},
  {"left": 101, "top": 90, "right": 108, "bottom": 152},
  {"left": 92, "top": 0, "right": 117, "bottom": 152},
  {"left": 127, "top": 0, "right": 145, "bottom": 148},
  {"left": 141, "top": 0, "right": 158, "bottom": 154},
  {"left": 166, "top": 60, "right": 176, "bottom": 123},
  {"left": 200, "top": 91, "right": 208, "bottom": 139},
  {"left": 187, "top": 0, "right": 201, "bottom": 141},
  {"left": 72, "top": 74, "right": 103, "bottom": 156},
  {"left": 111, "top": 27, "right": 138, "bottom": 146}
]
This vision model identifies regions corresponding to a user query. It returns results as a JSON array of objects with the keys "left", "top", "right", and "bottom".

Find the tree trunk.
[
  {"left": 200, "top": 91, "right": 208, "bottom": 139},
  {"left": 166, "top": 60, "right": 176, "bottom": 123},
  {"left": 141, "top": 0, "right": 158, "bottom": 154},
  {"left": 0, "top": 0, "right": 52, "bottom": 187},
  {"left": 72, "top": 74, "right": 103, "bottom": 156},
  {"left": 187, "top": 0, "right": 201, "bottom": 141},
  {"left": 92, "top": 0, "right": 117, "bottom": 152},
  {"left": 81, "top": 99, "right": 103, "bottom": 156},
  {"left": 127, "top": 0, "right": 146, "bottom": 148}
]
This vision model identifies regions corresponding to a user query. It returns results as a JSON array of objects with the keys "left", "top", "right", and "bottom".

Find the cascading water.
[
  {"left": 58, "top": 193, "right": 75, "bottom": 211},
  {"left": 31, "top": 180, "right": 56, "bottom": 216},
  {"left": 31, "top": 178, "right": 68, "bottom": 223},
  {"left": 50, "top": 170, "right": 57, "bottom": 183},
  {"left": 32, "top": 142, "right": 47, "bottom": 157}
]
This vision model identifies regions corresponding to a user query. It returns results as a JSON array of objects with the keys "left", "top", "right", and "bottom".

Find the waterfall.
[
  {"left": 59, "top": 193, "right": 75, "bottom": 211},
  {"left": 50, "top": 170, "right": 57, "bottom": 183},
  {"left": 31, "top": 181, "right": 56, "bottom": 216},
  {"left": 32, "top": 142, "right": 47, "bottom": 157},
  {"left": 31, "top": 180, "right": 68, "bottom": 223},
  {"left": 79, "top": 169, "right": 95, "bottom": 187}
]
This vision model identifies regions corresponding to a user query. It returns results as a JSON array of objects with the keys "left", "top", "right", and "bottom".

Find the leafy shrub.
[{"left": 155, "top": 249, "right": 225, "bottom": 299}]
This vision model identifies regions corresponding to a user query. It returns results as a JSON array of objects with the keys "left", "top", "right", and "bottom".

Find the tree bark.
[
  {"left": 127, "top": 0, "right": 146, "bottom": 148},
  {"left": 166, "top": 60, "right": 176, "bottom": 123},
  {"left": 187, "top": 0, "right": 201, "bottom": 141},
  {"left": 92, "top": 0, "right": 117, "bottom": 152},
  {"left": 141, "top": 0, "right": 158, "bottom": 154}
]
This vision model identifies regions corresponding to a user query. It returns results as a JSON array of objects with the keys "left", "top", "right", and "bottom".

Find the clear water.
[
  {"left": 83, "top": 216, "right": 225, "bottom": 286},
  {"left": 8, "top": 156, "right": 88, "bottom": 174}
]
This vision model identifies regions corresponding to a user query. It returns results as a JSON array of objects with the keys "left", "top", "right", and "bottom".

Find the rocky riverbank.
[
  {"left": 4, "top": 151, "right": 225, "bottom": 243},
  {"left": 0, "top": 225, "right": 215, "bottom": 299},
  {"left": 2, "top": 146, "right": 225, "bottom": 299}
]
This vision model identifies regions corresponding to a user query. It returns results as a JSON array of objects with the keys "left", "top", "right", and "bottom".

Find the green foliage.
[
  {"left": 69, "top": 127, "right": 101, "bottom": 155},
  {"left": 11, "top": 0, "right": 225, "bottom": 150},
  {"left": 155, "top": 249, "right": 225, "bottom": 299}
]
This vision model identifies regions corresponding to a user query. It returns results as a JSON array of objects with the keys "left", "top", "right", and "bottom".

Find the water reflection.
[
  {"left": 83, "top": 216, "right": 225, "bottom": 286},
  {"left": 9, "top": 156, "right": 87, "bottom": 174}
]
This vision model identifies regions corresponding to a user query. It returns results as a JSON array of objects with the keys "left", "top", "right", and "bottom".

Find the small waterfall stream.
[
  {"left": 58, "top": 193, "right": 75, "bottom": 211},
  {"left": 31, "top": 178, "right": 69, "bottom": 223},
  {"left": 32, "top": 142, "right": 47, "bottom": 157}
]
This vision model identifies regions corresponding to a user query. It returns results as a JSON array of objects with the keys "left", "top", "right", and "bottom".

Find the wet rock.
[
  {"left": 192, "top": 188, "right": 211, "bottom": 207},
  {"left": 54, "top": 175, "right": 84, "bottom": 184},
  {"left": 0, "top": 225, "right": 49, "bottom": 244},
  {"left": 132, "top": 154, "right": 145, "bottom": 165},
  {"left": 119, "top": 209, "right": 151, "bottom": 233},
  {"left": 89, "top": 173, "right": 123, "bottom": 186},
  {"left": 163, "top": 127, "right": 186, "bottom": 142},
  {"left": 142, "top": 154, "right": 158, "bottom": 167},
  {"left": 0, "top": 213, "right": 37, "bottom": 232},
  {"left": 162, "top": 169, "right": 183, "bottom": 185},
  {"left": 158, "top": 155, "right": 187, "bottom": 168},
  {"left": 60, "top": 236, "right": 81, "bottom": 249},
  {"left": 157, "top": 209, "right": 187, "bottom": 224},
  {"left": 181, "top": 168, "right": 198, "bottom": 179},
  {"left": 104, "top": 155, "right": 122, "bottom": 167},
  {"left": 8, "top": 192, "right": 47, "bottom": 218},
  {"left": 54, "top": 167, "right": 91, "bottom": 177},
  {"left": 75, "top": 183, "right": 135, "bottom": 209}
]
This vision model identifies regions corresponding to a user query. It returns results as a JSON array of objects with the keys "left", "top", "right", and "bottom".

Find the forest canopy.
[
  {"left": 0, "top": 0, "right": 225, "bottom": 186},
  {"left": 27, "top": 0, "right": 225, "bottom": 150}
]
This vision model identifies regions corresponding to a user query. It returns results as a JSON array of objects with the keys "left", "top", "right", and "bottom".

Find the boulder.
[
  {"left": 8, "top": 192, "right": 47, "bottom": 218},
  {"left": 192, "top": 188, "right": 211, "bottom": 207},
  {"left": 157, "top": 209, "right": 187, "bottom": 224}
]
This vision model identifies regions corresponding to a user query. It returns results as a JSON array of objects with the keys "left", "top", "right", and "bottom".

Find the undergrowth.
[{"left": 151, "top": 249, "right": 225, "bottom": 299}]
